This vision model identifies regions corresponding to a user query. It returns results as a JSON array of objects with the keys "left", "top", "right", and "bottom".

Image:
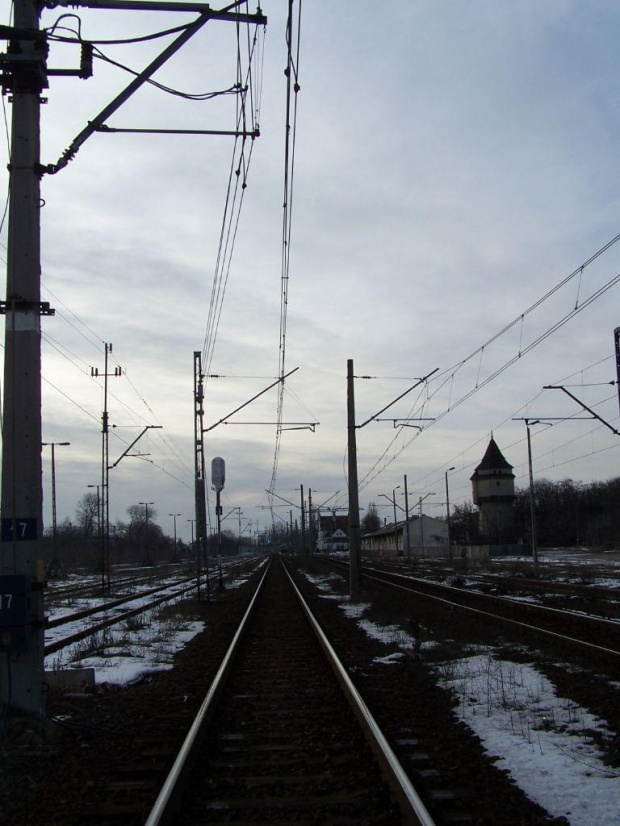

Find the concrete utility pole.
[
  {"left": 0, "top": 0, "right": 266, "bottom": 716},
  {"left": 0, "top": 0, "right": 49, "bottom": 718},
  {"left": 418, "top": 493, "right": 435, "bottom": 559},
  {"left": 614, "top": 328, "right": 620, "bottom": 418},
  {"left": 347, "top": 359, "right": 362, "bottom": 600},
  {"left": 299, "top": 484, "right": 306, "bottom": 555},
  {"left": 403, "top": 475, "right": 411, "bottom": 562},
  {"left": 42, "top": 441, "right": 71, "bottom": 576},
  {"left": 445, "top": 467, "right": 455, "bottom": 560},
  {"left": 92, "top": 343, "right": 121, "bottom": 593},
  {"left": 525, "top": 421, "right": 538, "bottom": 567},
  {"left": 307, "top": 488, "right": 313, "bottom": 555},
  {"left": 193, "top": 353, "right": 207, "bottom": 598},
  {"left": 139, "top": 502, "right": 155, "bottom": 566},
  {"left": 169, "top": 513, "right": 181, "bottom": 561}
]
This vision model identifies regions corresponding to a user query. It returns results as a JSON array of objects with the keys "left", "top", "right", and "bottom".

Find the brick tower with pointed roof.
[{"left": 470, "top": 437, "right": 516, "bottom": 543}]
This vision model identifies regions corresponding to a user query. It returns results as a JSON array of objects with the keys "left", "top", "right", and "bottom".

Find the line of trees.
[
  {"left": 42, "top": 495, "right": 184, "bottom": 570},
  {"left": 42, "top": 492, "right": 256, "bottom": 572},
  {"left": 450, "top": 477, "right": 620, "bottom": 549}
]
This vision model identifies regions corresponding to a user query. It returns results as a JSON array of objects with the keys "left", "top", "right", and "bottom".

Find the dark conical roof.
[{"left": 475, "top": 438, "right": 513, "bottom": 472}]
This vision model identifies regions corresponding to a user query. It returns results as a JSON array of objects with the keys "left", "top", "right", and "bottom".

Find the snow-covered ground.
[
  {"left": 45, "top": 562, "right": 263, "bottom": 685},
  {"left": 437, "top": 652, "right": 620, "bottom": 826},
  {"left": 303, "top": 566, "right": 620, "bottom": 826}
]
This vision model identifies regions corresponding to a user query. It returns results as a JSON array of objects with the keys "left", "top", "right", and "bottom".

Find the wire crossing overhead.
[
  {"left": 269, "top": 0, "right": 302, "bottom": 502},
  {"left": 356, "top": 233, "right": 620, "bottom": 492}
]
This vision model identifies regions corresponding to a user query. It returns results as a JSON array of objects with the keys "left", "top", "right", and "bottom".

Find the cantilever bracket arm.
[
  {"left": 375, "top": 418, "right": 435, "bottom": 429},
  {"left": 204, "top": 367, "right": 299, "bottom": 432},
  {"left": 543, "top": 385, "right": 620, "bottom": 436},
  {"left": 357, "top": 368, "right": 439, "bottom": 429},
  {"left": 44, "top": 1, "right": 267, "bottom": 175},
  {"left": 109, "top": 425, "right": 162, "bottom": 469}
]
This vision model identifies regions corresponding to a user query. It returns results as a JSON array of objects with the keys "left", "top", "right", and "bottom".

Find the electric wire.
[
  {"left": 39, "top": 287, "right": 194, "bottom": 481},
  {"left": 46, "top": 15, "right": 194, "bottom": 46},
  {"left": 42, "top": 284, "right": 105, "bottom": 352},
  {"left": 268, "top": 0, "right": 301, "bottom": 506},
  {"left": 358, "top": 262, "right": 620, "bottom": 491},
  {"left": 42, "top": 279, "right": 197, "bottom": 482},
  {"left": 41, "top": 327, "right": 194, "bottom": 482},
  {"left": 201, "top": 15, "right": 263, "bottom": 376},
  {"left": 93, "top": 47, "right": 245, "bottom": 102},
  {"left": 403, "top": 357, "right": 618, "bottom": 500}
]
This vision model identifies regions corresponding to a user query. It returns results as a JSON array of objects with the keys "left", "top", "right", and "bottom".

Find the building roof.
[
  {"left": 361, "top": 514, "right": 444, "bottom": 539},
  {"left": 473, "top": 437, "right": 513, "bottom": 472}
]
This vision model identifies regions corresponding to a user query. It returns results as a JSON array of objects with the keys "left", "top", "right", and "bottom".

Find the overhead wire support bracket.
[
  {"left": 220, "top": 421, "right": 318, "bottom": 432},
  {"left": 374, "top": 417, "right": 435, "bottom": 429},
  {"left": 543, "top": 385, "right": 620, "bottom": 436},
  {"left": 43, "top": 1, "right": 268, "bottom": 175},
  {"left": 356, "top": 368, "right": 439, "bottom": 429},
  {"left": 44, "top": 1, "right": 266, "bottom": 21},
  {"left": 264, "top": 489, "right": 298, "bottom": 509},
  {"left": 95, "top": 126, "right": 260, "bottom": 137},
  {"left": 203, "top": 367, "right": 299, "bottom": 432},
  {"left": 108, "top": 425, "right": 162, "bottom": 469}
]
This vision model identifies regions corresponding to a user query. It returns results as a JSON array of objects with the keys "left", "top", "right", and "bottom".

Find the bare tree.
[
  {"left": 361, "top": 502, "right": 381, "bottom": 534},
  {"left": 75, "top": 492, "right": 99, "bottom": 537}
]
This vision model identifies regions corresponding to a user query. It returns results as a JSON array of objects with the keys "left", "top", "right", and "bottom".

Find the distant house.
[
  {"left": 361, "top": 515, "right": 449, "bottom": 559},
  {"left": 316, "top": 514, "right": 349, "bottom": 552}
]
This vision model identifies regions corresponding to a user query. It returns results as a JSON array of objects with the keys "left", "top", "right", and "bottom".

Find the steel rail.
[
  {"left": 44, "top": 581, "right": 200, "bottom": 655},
  {"left": 143, "top": 558, "right": 272, "bottom": 826},
  {"left": 46, "top": 562, "right": 194, "bottom": 600},
  {"left": 46, "top": 575, "right": 198, "bottom": 629},
  {"left": 333, "top": 561, "right": 620, "bottom": 661},
  {"left": 281, "top": 560, "right": 436, "bottom": 826},
  {"left": 46, "top": 556, "right": 258, "bottom": 628},
  {"left": 363, "top": 563, "right": 620, "bottom": 631},
  {"left": 44, "top": 559, "right": 257, "bottom": 654}
]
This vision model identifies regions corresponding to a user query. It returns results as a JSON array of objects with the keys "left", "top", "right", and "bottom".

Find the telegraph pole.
[{"left": 0, "top": 0, "right": 49, "bottom": 718}]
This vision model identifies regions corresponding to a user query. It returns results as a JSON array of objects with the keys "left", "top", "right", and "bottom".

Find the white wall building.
[{"left": 361, "top": 515, "right": 449, "bottom": 559}]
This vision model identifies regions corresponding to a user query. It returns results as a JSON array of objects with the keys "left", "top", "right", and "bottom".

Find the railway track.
[
  {"left": 143, "top": 556, "right": 434, "bottom": 826},
  {"left": 321, "top": 558, "right": 620, "bottom": 669},
  {"left": 44, "top": 559, "right": 264, "bottom": 656},
  {"left": 5, "top": 555, "right": 566, "bottom": 826},
  {"left": 374, "top": 559, "right": 620, "bottom": 619},
  {"left": 45, "top": 563, "right": 195, "bottom": 601}
]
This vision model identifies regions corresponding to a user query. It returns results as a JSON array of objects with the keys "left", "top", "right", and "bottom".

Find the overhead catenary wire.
[
  {"left": 268, "top": 0, "right": 302, "bottom": 505},
  {"left": 38, "top": 312, "right": 195, "bottom": 483},
  {"left": 356, "top": 238, "right": 620, "bottom": 492},
  {"left": 201, "top": 16, "right": 264, "bottom": 377},
  {"left": 403, "top": 357, "right": 618, "bottom": 500}
]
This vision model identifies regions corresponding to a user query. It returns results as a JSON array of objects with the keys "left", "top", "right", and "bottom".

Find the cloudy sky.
[{"left": 2, "top": 0, "right": 620, "bottom": 542}]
